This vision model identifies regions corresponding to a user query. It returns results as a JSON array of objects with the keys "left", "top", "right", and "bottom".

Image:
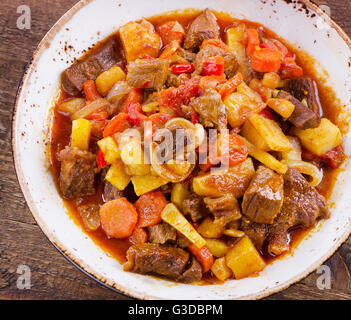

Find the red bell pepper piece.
[
  {"left": 171, "top": 63, "right": 194, "bottom": 75},
  {"left": 202, "top": 56, "right": 225, "bottom": 76},
  {"left": 97, "top": 148, "right": 107, "bottom": 168},
  {"left": 259, "top": 108, "right": 275, "bottom": 120},
  {"left": 102, "top": 112, "right": 131, "bottom": 138},
  {"left": 126, "top": 102, "right": 147, "bottom": 126}
]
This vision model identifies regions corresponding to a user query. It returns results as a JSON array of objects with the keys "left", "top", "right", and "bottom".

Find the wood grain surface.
[{"left": 0, "top": 0, "right": 350, "bottom": 300}]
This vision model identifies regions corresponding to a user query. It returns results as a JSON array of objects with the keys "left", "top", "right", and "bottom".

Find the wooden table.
[{"left": 0, "top": 0, "right": 350, "bottom": 300}]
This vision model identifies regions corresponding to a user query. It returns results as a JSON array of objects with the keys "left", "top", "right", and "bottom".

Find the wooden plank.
[{"left": 0, "top": 0, "right": 350, "bottom": 300}]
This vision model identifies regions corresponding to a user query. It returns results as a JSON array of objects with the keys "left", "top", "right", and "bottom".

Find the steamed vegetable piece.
[
  {"left": 211, "top": 257, "right": 233, "bottom": 281},
  {"left": 96, "top": 66, "right": 126, "bottom": 95},
  {"left": 193, "top": 158, "right": 255, "bottom": 197},
  {"left": 225, "top": 236, "right": 266, "bottom": 279},
  {"left": 135, "top": 191, "right": 168, "bottom": 228},
  {"left": 58, "top": 98, "right": 85, "bottom": 115},
  {"left": 171, "top": 183, "right": 189, "bottom": 209},
  {"left": 161, "top": 203, "right": 207, "bottom": 249},
  {"left": 131, "top": 175, "right": 168, "bottom": 196},
  {"left": 198, "top": 217, "right": 226, "bottom": 239},
  {"left": 97, "top": 137, "right": 120, "bottom": 164},
  {"left": 205, "top": 239, "right": 228, "bottom": 257},
  {"left": 245, "top": 113, "right": 292, "bottom": 152},
  {"left": 120, "top": 20, "right": 161, "bottom": 62},
  {"left": 292, "top": 118, "right": 342, "bottom": 156},
  {"left": 71, "top": 98, "right": 110, "bottom": 120},
  {"left": 188, "top": 244, "right": 214, "bottom": 273},
  {"left": 105, "top": 160, "right": 131, "bottom": 191},
  {"left": 266, "top": 98, "right": 295, "bottom": 119},
  {"left": 241, "top": 137, "right": 288, "bottom": 174},
  {"left": 100, "top": 198, "right": 138, "bottom": 239},
  {"left": 70, "top": 119, "right": 92, "bottom": 151}
]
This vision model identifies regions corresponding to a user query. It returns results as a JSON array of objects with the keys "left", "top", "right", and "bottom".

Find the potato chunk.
[
  {"left": 131, "top": 175, "right": 168, "bottom": 196},
  {"left": 225, "top": 236, "right": 266, "bottom": 279},
  {"left": 120, "top": 20, "right": 161, "bottom": 62},
  {"left": 292, "top": 118, "right": 342, "bottom": 156},
  {"left": 96, "top": 66, "right": 126, "bottom": 95},
  {"left": 193, "top": 158, "right": 255, "bottom": 197},
  {"left": 211, "top": 257, "right": 232, "bottom": 281},
  {"left": 97, "top": 137, "right": 120, "bottom": 164},
  {"left": 105, "top": 160, "right": 131, "bottom": 191},
  {"left": 71, "top": 119, "right": 92, "bottom": 151}
]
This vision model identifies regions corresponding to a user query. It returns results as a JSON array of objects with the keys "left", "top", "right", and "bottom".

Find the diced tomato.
[
  {"left": 202, "top": 56, "right": 225, "bottom": 76},
  {"left": 159, "top": 40, "right": 180, "bottom": 59},
  {"left": 251, "top": 48, "right": 282, "bottom": 73},
  {"left": 157, "top": 21, "right": 185, "bottom": 45},
  {"left": 171, "top": 63, "right": 194, "bottom": 75},
  {"left": 216, "top": 134, "right": 249, "bottom": 166},
  {"left": 190, "top": 108, "right": 199, "bottom": 124},
  {"left": 126, "top": 102, "right": 147, "bottom": 126},
  {"left": 280, "top": 57, "right": 303, "bottom": 79},
  {"left": 103, "top": 112, "right": 131, "bottom": 138},
  {"left": 217, "top": 72, "right": 244, "bottom": 99},
  {"left": 246, "top": 29, "right": 260, "bottom": 56},
  {"left": 148, "top": 112, "right": 173, "bottom": 128},
  {"left": 120, "top": 88, "right": 143, "bottom": 112},
  {"left": 201, "top": 39, "right": 229, "bottom": 51},
  {"left": 259, "top": 108, "right": 275, "bottom": 120},
  {"left": 97, "top": 148, "right": 107, "bottom": 168},
  {"left": 322, "top": 145, "right": 345, "bottom": 169},
  {"left": 83, "top": 80, "right": 102, "bottom": 101},
  {"left": 188, "top": 244, "right": 213, "bottom": 273}
]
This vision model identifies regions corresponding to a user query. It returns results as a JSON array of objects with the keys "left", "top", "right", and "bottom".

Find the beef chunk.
[
  {"left": 77, "top": 204, "right": 100, "bottom": 231},
  {"left": 189, "top": 89, "right": 227, "bottom": 129},
  {"left": 267, "top": 168, "right": 330, "bottom": 255},
  {"left": 148, "top": 222, "right": 177, "bottom": 244},
  {"left": 242, "top": 166, "right": 284, "bottom": 224},
  {"left": 124, "top": 243, "right": 191, "bottom": 281},
  {"left": 184, "top": 9, "right": 220, "bottom": 51},
  {"left": 241, "top": 223, "right": 268, "bottom": 251},
  {"left": 126, "top": 58, "right": 169, "bottom": 90},
  {"left": 175, "top": 47, "right": 197, "bottom": 63},
  {"left": 177, "top": 257, "right": 202, "bottom": 283},
  {"left": 166, "top": 73, "right": 190, "bottom": 88},
  {"left": 194, "top": 44, "right": 238, "bottom": 78},
  {"left": 103, "top": 180, "right": 123, "bottom": 202},
  {"left": 204, "top": 195, "right": 242, "bottom": 224},
  {"left": 58, "top": 146, "right": 97, "bottom": 199},
  {"left": 182, "top": 194, "right": 210, "bottom": 222},
  {"left": 62, "top": 39, "right": 119, "bottom": 95}
]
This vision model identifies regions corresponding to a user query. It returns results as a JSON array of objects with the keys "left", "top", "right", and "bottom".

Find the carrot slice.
[
  {"left": 83, "top": 80, "right": 102, "bottom": 101},
  {"left": 128, "top": 227, "right": 148, "bottom": 245},
  {"left": 100, "top": 198, "right": 138, "bottom": 239},
  {"left": 135, "top": 191, "right": 168, "bottom": 228},
  {"left": 188, "top": 244, "right": 214, "bottom": 273},
  {"left": 251, "top": 48, "right": 282, "bottom": 73},
  {"left": 201, "top": 39, "right": 229, "bottom": 51},
  {"left": 120, "top": 88, "right": 143, "bottom": 112},
  {"left": 246, "top": 29, "right": 260, "bottom": 56},
  {"left": 102, "top": 112, "right": 131, "bottom": 137},
  {"left": 217, "top": 72, "right": 244, "bottom": 99}
]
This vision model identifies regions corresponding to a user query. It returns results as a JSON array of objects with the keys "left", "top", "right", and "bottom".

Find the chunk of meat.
[
  {"left": 103, "top": 180, "right": 124, "bottom": 202},
  {"left": 58, "top": 146, "right": 97, "bottom": 199},
  {"left": 166, "top": 73, "right": 190, "bottom": 88},
  {"left": 194, "top": 44, "right": 238, "bottom": 78},
  {"left": 277, "top": 90, "right": 320, "bottom": 129},
  {"left": 148, "top": 222, "right": 177, "bottom": 244},
  {"left": 77, "top": 204, "right": 100, "bottom": 231},
  {"left": 204, "top": 195, "right": 242, "bottom": 224},
  {"left": 189, "top": 89, "right": 227, "bottom": 128},
  {"left": 267, "top": 168, "right": 330, "bottom": 255},
  {"left": 182, "top": 194, "right": 210, "bottom": 222},
  {"left": 241, "top": 222, "right": 267, "bottom": 251},
  {"left": 175, "top": 46, "right": 197, "bottom": 63},
  {"left": 184, "top": 9, "right": 220, "bottom": 51},
  {"left": 62, "top": 39, "right": 119, "bottom": 95},
  {"left": 124, "top": 243, "right": 194, "bottom": 281},
  {"left": 177, "top": 257, "right": 202, "bottom": 283},
  {"left": 126, "top": 58, "right": 169, "bottom": 90},
  {"left": 242, "top": 166, "right": 284, "bottom": 224}
]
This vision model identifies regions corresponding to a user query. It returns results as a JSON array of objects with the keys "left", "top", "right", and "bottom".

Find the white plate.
[{"left": 12, "top": 0, "right": 351, "bottom": 299}]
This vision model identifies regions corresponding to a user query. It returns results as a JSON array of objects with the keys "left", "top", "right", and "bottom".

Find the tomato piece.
[
  {"left": 321, "top": 145, "right": 345, "bottom": 169},
  {"left": 97, "top": 148, "right": 107, "bottom": 168},
  {"left": 217, "top": 72, "right": 244, "bottom": 99},
  {"left": 159, "top": 40, "right": 180, "bottom": 59},
  {"left": 202, "top": 56, "right": 225, "bottom": 76},
  {"left": 259, "top": 108, "right": 275, "bottom": 120},
  {"left": 83, "top": 80, "right": 102, "bottom": 101},
  {"left": 280, "top": 57, "right": 303, "bottom": 79},
  {"left": 201, "top": 39, "right": 229, "bottom": 51},
  {"left": 103, "top": 112, "right": 131, "bottom": 137},
  {"left": 157, "top": 21, "right": 185, "bottom": 45},
  {"left": 251, "top": 48, "right": 282, "bottom": 73},
  {"left": 188, "top": 244, "right": 214, "bottom": 273},
  {"left": 126, "top": 102, "right": 147, "bottom": 126},
  {"left": 171, "top": 63, "right": 195, "bottom": 75},
  {"left": 148, "top": 112, "right": 173, "bottom": 129},
  {"left": 216, "top": 134, "right": 249, "bottom": 166},
  {"left": 246, "top": 29, "right": 260, "bottom": 56}
]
